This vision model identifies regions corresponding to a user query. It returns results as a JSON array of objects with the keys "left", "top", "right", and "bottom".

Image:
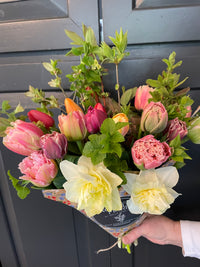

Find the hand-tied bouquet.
[{"left": 1, "top": 25, "right": 200, "bottom": 253}]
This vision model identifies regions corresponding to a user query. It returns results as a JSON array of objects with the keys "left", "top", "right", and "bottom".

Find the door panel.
[
  {"left": 0, "top": 0, "right": 99, "bottom": 52},
  {"left": 102, "top": 0, "right": 200, "bottom": 44}
]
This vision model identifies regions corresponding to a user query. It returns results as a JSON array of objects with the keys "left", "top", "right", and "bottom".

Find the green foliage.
[
  {"left": 53, "top": 170, "right": 66, "bottom": 189},
  {"left": 83, "top": 118, "right": 128, "bottom": 177},
  {"left": 25, "top": 85, "right": 60, "bottom": 115},
  {"left": 146, "top": 52, "right": 193, "bottom": 121},
  {"left": 7, "top": 170, "right": 30, "bottom": 199},
  {"left": 97, "top": 28, "right": 129, "bottom": 64},
  {"left": 169, "top": 135, "right": 192, "bottom": 169},
  {"left": 120, "top": 87, "right": 137, "bottom": 106},
  {"left": 0, "top": 101, "right": 25, "bottom": 136}
]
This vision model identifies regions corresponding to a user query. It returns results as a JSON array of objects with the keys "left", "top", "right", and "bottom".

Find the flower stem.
[
  {"left": 115, "top": 63, "right": 120, "bottom": 105},
  {"left": 76, "top": 140, "right": 84, "bottom": 154}
]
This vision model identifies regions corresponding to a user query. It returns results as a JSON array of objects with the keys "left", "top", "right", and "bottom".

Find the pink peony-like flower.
[
  {"left": 28, "top": 110, "right": 54, "bottom": 129},
  {"left": 164, "top": 117, "right": 188, "bottom": 141},
  {"left": 18, "top": 150, "right": 58, "bottom": 187},
  {"left": 85, "top": 106, "right": 107, "bottom": 134},
  {"left": 40, "top": 131, "right": 68, "bottom": 159},
  {"left": 131, "top": 135, "right": 171, "bottom": 169},
  {"left": 58, "top": 111, "right": 87, "bottom": 141},
  {"left": 141, "top": 102, "right": 168, "bottom": 134},
  {"left": 3, "top": 120, "right": 43, "bottom": 156},
  {"left": 134, "top": 85, "right": 154, "bottom": 111}
]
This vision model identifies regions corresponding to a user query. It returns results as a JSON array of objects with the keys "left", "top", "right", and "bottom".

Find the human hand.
[{"left": 122, "top": 215, "right": 182, "bottom": 248}]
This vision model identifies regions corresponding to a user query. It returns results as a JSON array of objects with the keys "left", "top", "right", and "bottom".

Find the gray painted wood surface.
[
  {"left": 0, "top": 1, "right": 200, "bottom": 267},
  {"left": 102, "top": 0, "right": 200, "bottom": 44}
]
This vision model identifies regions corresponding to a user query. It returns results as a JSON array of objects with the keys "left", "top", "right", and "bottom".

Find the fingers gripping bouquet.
[{"left": 1, "top": 25, "right": 200, "bottom": 253}]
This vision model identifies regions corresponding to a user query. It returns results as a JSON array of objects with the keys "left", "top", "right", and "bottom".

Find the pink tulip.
[
  {"left": 85, "top": 106, "right": 107, "bottom": 134},
  {"left": 18, "top": 151, "right": 58, "bottom": 187},
  {"left": 164, "top": 117, "right": 188, "bottom": 142},
  {"left": 131, "top": 135, "right": 171, "bottom": 169},
  {"left": 28, "top": 110, "right": 54, "bottom": 129},
  {"left": 134, "top": 85, "right": 154, "bottom": 111},
  {"left": 3, "top": 120, "right": 43, "bottom": 156},
  {"left": 112, "top": 113, "right": 129, "bottom": 136},
  {"left": 40, "top": 131, "right": 68, "bottom": 159},
  {"left": 141, "top": 102, "right": 168, "bottom": 134},
  {"left": 58, "top": 111, "right": 87, "bottom": 141},
  {"left": 94, "top": 103, "right": 107, "bottom": 113}
]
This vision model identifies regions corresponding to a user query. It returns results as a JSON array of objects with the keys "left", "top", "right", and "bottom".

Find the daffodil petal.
[
  {"left": 156, "top": 166, "right": 179, "bottom": 187},
  {"left": 60, "top": 160, "right": 79, "bottom": 180},
  {"left": 123, "top": 173, "right": 137, "bottom": 194}
]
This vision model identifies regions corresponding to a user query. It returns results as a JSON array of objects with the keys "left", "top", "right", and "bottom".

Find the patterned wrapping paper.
[{"left": 42, "top": 188, "right": 147, "bottom": 238}]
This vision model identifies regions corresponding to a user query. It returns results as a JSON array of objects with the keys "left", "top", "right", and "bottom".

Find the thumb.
[{"left": 122, "top": 226, "right": 142, "bottom": 244}]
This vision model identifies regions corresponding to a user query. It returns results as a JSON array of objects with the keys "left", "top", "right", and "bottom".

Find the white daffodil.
[
  {"left": 60, "top": 156, "right": 122, "bottom": 217},
  {"left": 122, "top": 166, "right": 180, "bottom": 215}
]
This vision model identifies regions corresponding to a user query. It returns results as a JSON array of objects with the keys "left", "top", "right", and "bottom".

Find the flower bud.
[
  {"left": 112, "top": 113, "right": 129, "bottom": 136},
  {"left": 164, "top": 117, "right": 188, "bottom": 141},
  {"left": 188, "top": 117, "right": 200, "bottom": 144},
  {"left": 85, "top": 106, "right": 107, "bottom": 134},
  {"left": 134, "top": 85, "right": 154, "bottom": 111},
  {"left": 64, "top": 98, "right": 83, "bottom": 114},
  {"left": 185, "top": 106, "right": 192, "bottom": 118},
  {"left": 94, "top": 103, "right": 106, "bottom": 113},
  {"left": 40, "top": 131, "right": 68, "bottom": 159},
  {"left": 58, "top": 111, "right": 87, "bottom": 141},
  {"left": 28, "top": 110, "right": 54, "bottom": 129},
  {"left": 141, "top": 102, "right": 168, "bottom": 134},
  {"left": 3, "top": 120, "right": 43, "bottom": 156},
  {"left": 19, "top": 151, "right": 58, "bottom": 187}
]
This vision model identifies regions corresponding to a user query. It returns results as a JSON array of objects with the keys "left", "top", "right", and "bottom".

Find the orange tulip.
[
  {"left": 64, "top": 98, "right": 83, "bottom": 114},
  {"left": 112, "top": 113, "right": 129, "bottom": 136}
]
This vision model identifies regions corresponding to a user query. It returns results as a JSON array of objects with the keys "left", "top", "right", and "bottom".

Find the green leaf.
[
  {"left": 120, "top": 87, "right": 137, "bottom": 106},
  {"left": 85, "top": 27, "right": 97, "bottom": 46},
  {"left": 65, "top": 29, "right": 84, "bottom": 45},
  {"left": 169, "top": 134, "right": 181, "bottom": 148},
  {"left": 100, "top": 118, "right": 116, "bottom": 135},
  {"left": 146, "top": 79, "right": 161, "bottom": 88},
  {"left": 111, "top": 132, "right": 125, "bottom": 143},
  {"left": 42, "top": 62, "right": 54, "bottom": 72},
  {"left": 64, "top": 154, "right": 80, "bottom": 164},
  {"left": 14, "top": 103, "right": 24, "bottom": 114},
  {"left": 7, "top": 170, "right": 30, "bottom": 199},
  {"left": 2, "top": 101, "right": 11, "bottom": 112},
  {"left": 0, "top": 117, "right": 11, "bottom": 137},
  {"left": 71, "top": 47, "right": 84, "bottom": 56},
  {"left": 53, "top": 172, "right": 66, "bottom": 189},
  {"left": 115, "top": 122, "right": 129, "bottom": 132}
]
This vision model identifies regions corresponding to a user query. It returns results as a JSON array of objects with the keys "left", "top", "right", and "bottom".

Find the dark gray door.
[{"left": 1, "top": 1, "right": 200, "bottom": 267}]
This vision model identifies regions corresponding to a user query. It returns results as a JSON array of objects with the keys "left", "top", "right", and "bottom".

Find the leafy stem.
[{"left": 115, "top": 63, "right": 120, "bottom": 105}]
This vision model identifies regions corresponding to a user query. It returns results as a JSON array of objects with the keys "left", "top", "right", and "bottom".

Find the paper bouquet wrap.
[{"left": 43, "top": 188, "right": 147, "bottom": 238}]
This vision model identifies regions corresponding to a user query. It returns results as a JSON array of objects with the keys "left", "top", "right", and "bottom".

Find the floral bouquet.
[{"left": 1, "top": 25, "right": 200, "bottom": 253}]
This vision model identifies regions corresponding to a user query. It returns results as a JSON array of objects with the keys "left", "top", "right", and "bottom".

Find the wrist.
[{"left": 170, "top": 221, "right": 183, "bottom": 248}]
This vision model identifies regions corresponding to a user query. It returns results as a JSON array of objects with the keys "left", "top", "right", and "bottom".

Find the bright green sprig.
[
  {"left": 169, "top": 135, "right": 192, "bottom": 169},
  {"left": 25, "top": 85, "right": 61, "bottom": 115},
  {"left": 7, "top": 170, "right": 30, "bottom": 199},
  {"left": 146, "top": 52, "right": 193, "bottom": 121},
  {"left": 0, "top": 101, "right": 25, "bottom": 137},
  {"left": 83, "top": 118, "right": 129, "bottom": 182}
]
